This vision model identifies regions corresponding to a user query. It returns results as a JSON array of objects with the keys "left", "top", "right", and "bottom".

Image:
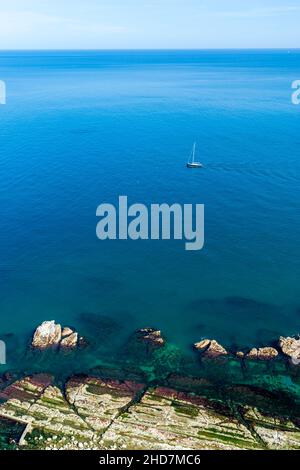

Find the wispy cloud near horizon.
[
  {"left": 0, "top": 9, "right": 133, "bottom": 48},
  {"left": 215, "top": 6, "right": 300, "bottom": 19},
  {"left": 0, "top": 10, "right": 130, "bottom": 33},
  {"left": 0, "top": 1, "right": 299, "bottom": 49}
]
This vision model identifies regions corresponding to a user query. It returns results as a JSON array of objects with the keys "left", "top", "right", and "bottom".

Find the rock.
[
  {"left": 32, "top": 321, "right": 84, "bottom": 351},
  {"left": 60, "top": 332, "right": 78, "bottom": 350},
  {"left": 32, "top": 321, "right": 62, "bottom": 349},
  {"left": 246, "top": 348, "right": 259, "bottom": 359},
  {"left": 279, "top": 336, "right": 300, "bottom": 364},
  {"left": 62, "top": 327, "right": 74, "bottom": 338},
  {"left": 2, "top": 374, "right": 300, "bottom": 450},
  {"left": 246, "top": 347, "right": 278, "bottom": 361},
  {"left": 257, "top": 347, "right": 278, "bottom": 360},
  {"left": 66, "top": 376, "right": 145, "bottom": 432},
  {"left": 0, "top": 374, "right": 53, "bottom": 404},
  {"left": 194, "top": 339, "right": 228, "bottom": 358},
  {"left": 236, "top": 351, "right": 245, "bottom": 359},
  {"left": 242, "top": 406, "right": 300, "bottom": 450},
  {"left": 3, "top": 372, "right": 16, "bottom": 381},
  {"left": 102, "top": 387, "right": 259, "bottom": 450},
  {"left": 136, "top": 328, "right": 165, "bottom": 347},
  {"left": 0, "top": 376, "right": 93, "bottom": 446}
]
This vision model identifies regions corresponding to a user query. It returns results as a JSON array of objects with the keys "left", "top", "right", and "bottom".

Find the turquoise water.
[{"left": 0, "top": 50, "right": 300, "bottom": 374}]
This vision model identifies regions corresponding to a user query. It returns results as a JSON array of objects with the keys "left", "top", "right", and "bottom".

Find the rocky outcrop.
[
  {"left": 279, "top": 336, "right": 300, "bottom": 364},
  {"left": 60, "top": 332, "right": 78, "bottom": 350},
  {"left": 236, "top": 351, "right": 245, "bottom": 359},
  {"left": 136, "top": 328, "right": 165, "bottom": 348},
  {"left": 62, "top": 327, "right": 74, "bottom": 338},
  {"left": 194, "top": 339, "right": 228, "bottom": 358},
  {"left": 246, "top": 347, "right": 278, "bottom": 361},
  {"left": 32, "top": 321, "right": 81, "bottom": 351},
  {"left": 32, "top": 321, "right": 62, "bottom": 349}
]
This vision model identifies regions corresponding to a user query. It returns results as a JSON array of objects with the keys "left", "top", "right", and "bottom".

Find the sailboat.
[{"left": 187, "top": 142, "right": 203, "bottom": 168}]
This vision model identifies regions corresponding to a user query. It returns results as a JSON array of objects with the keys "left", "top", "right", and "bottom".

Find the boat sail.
[{"left": 187, "top": 142, "right": 203, "bottom": 168}]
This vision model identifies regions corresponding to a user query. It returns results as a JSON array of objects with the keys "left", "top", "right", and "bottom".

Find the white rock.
[
  {"left": 32, "top": 321, "right": 62, "bottom": 349},
  {"left": 279, "top": 336, "right": 300, "bottom": 364}
]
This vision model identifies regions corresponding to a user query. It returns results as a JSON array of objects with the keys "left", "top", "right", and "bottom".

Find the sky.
[{"left": 0, "top": 0, "right": 299, "bottom": 49}]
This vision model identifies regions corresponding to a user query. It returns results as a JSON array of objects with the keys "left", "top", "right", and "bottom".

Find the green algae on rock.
[
  {"left": 1, "top": 374, "right": 300, "bottom": 450},
  {"left": 1, "top": 324, "right": 300, "bottom": 450}
]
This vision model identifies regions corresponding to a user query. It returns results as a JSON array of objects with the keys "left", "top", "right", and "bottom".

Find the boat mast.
[{"left": 192, "top": 142, "right": 196, "bottom": 163}]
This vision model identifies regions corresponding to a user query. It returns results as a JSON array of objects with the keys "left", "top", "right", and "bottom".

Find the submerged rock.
[
  {"left": 279, "top": 336, "right": 300, "bottom": 364},
  {"left": 0, "top": 372, "right": 17, "bottom": 385},
  {"left": 32, "top": 321, "right": 62, "bottom": 349},
  {"left": 32, "top": 321, "right": 82, "bottom": 351},
  {"left": 136, "top": 328, "right": 165, "bottom": 348},
  {"left": 194, "top": 339, "right": 228, "bottom": 358},
  {"left": 79, "top": 312, "right": 122, "bottom": 340},
  {"left": 246, "top": 347, "right": 278, "bottom": 361},
  {"left": 78, "top": 336, "right": 88, "bottom": 348}
]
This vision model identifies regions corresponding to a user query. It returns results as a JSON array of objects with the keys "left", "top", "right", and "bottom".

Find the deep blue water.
[{"left": 0, "top": 50, "right": 300, "bottom": 372}]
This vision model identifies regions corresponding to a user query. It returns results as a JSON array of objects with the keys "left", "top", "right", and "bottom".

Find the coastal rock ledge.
[
  {"left": 32, "top": 321, "right": 81, "bottom": 351},
  {"left": 194, "top": 339, "right": 228, "bottom": 358},
  {"left": 1, "top": 374, "right": 300, "bottom": 450}
]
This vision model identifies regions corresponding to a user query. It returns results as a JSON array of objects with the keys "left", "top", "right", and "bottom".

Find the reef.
[
  {"left": 1, "top": 322, "right": 300, "bottom": 450},
  {"left": 1, "top": 373, "right": 300, "bottom": 450}
]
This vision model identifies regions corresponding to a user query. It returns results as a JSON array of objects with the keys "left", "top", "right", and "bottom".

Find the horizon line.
[{"left": 0, "top": 47, "right": 300, "bottom": 52}]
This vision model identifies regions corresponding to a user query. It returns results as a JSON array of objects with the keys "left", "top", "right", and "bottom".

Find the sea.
[{"left": 0, "top": 50, "right": 300, "bottom": 378}]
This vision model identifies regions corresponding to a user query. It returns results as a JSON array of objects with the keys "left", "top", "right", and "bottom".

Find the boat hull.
[{"left": 187, "top": 162, "right": 203, "bottom": 168}]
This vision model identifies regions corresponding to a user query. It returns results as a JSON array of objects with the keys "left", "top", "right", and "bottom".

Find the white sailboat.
[{"left": 187, "top": 142, "right": 203, "bottom": 168}]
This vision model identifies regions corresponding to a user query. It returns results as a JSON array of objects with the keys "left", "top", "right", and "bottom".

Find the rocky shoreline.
[
  {"left": 30, "top": 320, "right": 300, "bottom": 364},
  {"left": 193, "top": 337, "right": 299, "bottom": 363},
  {"left": 0, "top": 320, "right": 300, "bottom": 450}
]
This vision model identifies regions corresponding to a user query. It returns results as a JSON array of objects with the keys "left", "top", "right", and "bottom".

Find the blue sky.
[{"left": 0, "top": 0, "right": 299, "bottom": 49}]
